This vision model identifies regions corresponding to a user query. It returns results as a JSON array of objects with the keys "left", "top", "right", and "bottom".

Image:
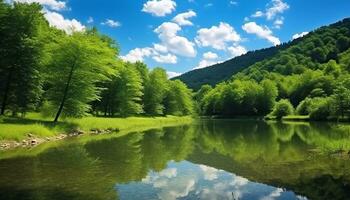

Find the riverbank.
[{"left": 0, "top": 114, "right": 193, "bottom": 150}]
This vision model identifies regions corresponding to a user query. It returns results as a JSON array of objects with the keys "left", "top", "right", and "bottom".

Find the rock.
[
  {"left": 31, "top": 139, "right": 37, "bottom": 146},
  {"left": 27, "top": 133, "right": 34, "bottom": 138},
  {"left": 45, "top": 137, "right": 51, "bottom": 141},
  {"left": 22, "top": 140, "right": 27, "bottom": 145}
]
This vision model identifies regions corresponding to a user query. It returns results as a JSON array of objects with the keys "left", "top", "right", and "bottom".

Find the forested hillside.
[
  {"left": 175, "top": 44, "right": 290, "bottom": 90},
  {"left": 0, "top": 1, "right": 194, "bottom": 122},
  {"left": 195, "top": 18, "right": 350, "bottom": 120}
]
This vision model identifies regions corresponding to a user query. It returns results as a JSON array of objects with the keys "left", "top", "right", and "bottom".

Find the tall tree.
[
  {"left": 164, "top": 80, "right": 193, "bottom": 116},
  {"left": 115, "top": 63, "right": 144, "bottom": 116},
  {"left": 144, "top": 68, "right": 169, "bottom": 115},
  {"left": 46, "top": 32, "right": 117, "bottom": 122},
  {"left": 0, "top": 3, "right": 46, "bottom": 115}
]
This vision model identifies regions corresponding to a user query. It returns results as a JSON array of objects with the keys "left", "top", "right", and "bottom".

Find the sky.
[{"left": 8, "top": 0, "right": 350, "bottom": 78}]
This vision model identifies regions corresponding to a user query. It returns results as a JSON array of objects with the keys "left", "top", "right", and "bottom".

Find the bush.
[{"left": 271, "top": 99, "right": 294, "bottom": 119}]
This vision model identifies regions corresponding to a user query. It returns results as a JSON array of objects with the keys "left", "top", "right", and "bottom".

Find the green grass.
[{"left": 0, "top": 113, "right": 192, "bottom": 141}]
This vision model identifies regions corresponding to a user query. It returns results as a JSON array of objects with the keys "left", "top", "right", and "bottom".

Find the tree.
[
  {"left": 332, "top": 78, "right": 350, "bottom": 118},
  {"left": 45, "top": 32, "right": 118, "bottom": 122},
  {"left": 144, "top": 68, "right": 169, "bottom": 115},
  {"left": 164, "top": 80, "right": 193, "bottom": 116},
  {"left": 257, "top": 80, "right": 278, "bottom": 115},
  {"left": 0, "top": 3, "right": 47, "bottom": 115},
  {"left": 271, "top": 99, "right": 294, "bottom": 119},
  {"left": 115, "top": 63, "right": 144, "bottom": 117}
]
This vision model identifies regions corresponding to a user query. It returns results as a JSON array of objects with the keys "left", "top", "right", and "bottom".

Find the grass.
[{"left": 0, "top": 113, "right": 193, "bottom": 141}]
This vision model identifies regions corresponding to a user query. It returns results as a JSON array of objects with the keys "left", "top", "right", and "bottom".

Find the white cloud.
[
  {"left": 228, "top": 45, "right": 247, "bottom": 57},
  {"left": 261, "top": 188, "right": 283, "bottom": 200},
  {"left": 242, "top": 22, "right": 280, "bottom": 46},
  {"left": 44, "top": 11, "right": 85, "bottom": 34},
  {"left": 199, "top": 165, "right": 219, "bottom": 180},
  {"left": 101, "top": 19, "right": 121, "bottom": 28},
  {"left": 195, "top": 22, "right": 241, "bottom": 50},
  {"left": 87, "top": 16, "right": 94, "bottom": 24},
  {"left": 292, "top": 31, "right": 309, "bottom": 40},
  {"left": 152, "top": 53, "right": 177, "bottom": 64},
  {"left": 153, "top": 43, "right": 168, "bottom": 53},
  {"left": 195, "top": 60, "right": 219, "bottom": 70},
  {"left": 252, "top": 11, "right": 264, "bottom": 18},
  {"left": 203, "top": 51, "right": 218, "bottom": 60},
  {"left": 154, "top": 22, "right": 196, "bottom": 57},
  {"left": 172, "top": 10, "right": 196, "bottom": 26},
  {"left": 249, "top": 0, "right": 289, "bottom": 29},
  {"left": 120, "top": 47, "right": 153, "bottom": 63},
  {"left": 13, "top": 0, "right": 66, "bottom": 11},
  {"left": 167, "top": 71, "right": 182, "bottom": 78},
  {"left": 142, "top": 0, "right": 176, "bottom": 17},
  {"left": 266, "top": 0, "right": 289, "bottom": 20},
  {"left": 195, "top": 52, "right": 222, "bottom": 70},
  {"left": 230, "top": 1, "right": 238, "bottom": 5},
  {"left": 273, "top": 17, "right": 284, "bottom": 29}
]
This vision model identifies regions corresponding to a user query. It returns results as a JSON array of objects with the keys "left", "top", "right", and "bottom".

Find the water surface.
[{"left": 0, "top": 120, "right": 350, "bottom": 200}]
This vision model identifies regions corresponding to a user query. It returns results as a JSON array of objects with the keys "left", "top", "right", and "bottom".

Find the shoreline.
[{"left": 0, "top": 116, "right": 193, "bottom": 151}]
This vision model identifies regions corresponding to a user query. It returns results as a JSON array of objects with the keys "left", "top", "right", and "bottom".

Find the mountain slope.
[{"left": 175, "top": 18, "right": 350, "bottom": 91}]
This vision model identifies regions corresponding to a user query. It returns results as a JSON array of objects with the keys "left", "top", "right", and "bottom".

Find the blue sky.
[{"left": 11, "top": 0, "right": 350, "bottom": 77}]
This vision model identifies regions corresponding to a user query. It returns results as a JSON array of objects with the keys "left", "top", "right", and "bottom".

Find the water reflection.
[
  {"left": 0, "top": 120, "right": 349, "bottom": 200},
  {"left": 117, "top": 161, "right": 306, "bottom": 200}
]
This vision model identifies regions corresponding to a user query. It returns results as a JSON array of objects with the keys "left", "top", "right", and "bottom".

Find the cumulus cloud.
[
  {"left": 195, "top": 22, "right": 241, "bottom": 50},
  {"left": 292, "top": 31, "right": 309, "bottom": 40},
  {"left": 261, "top": 188, "right": 284, "bottom": 200},
  {"left": 152, "top": 53, "right": 177, "bottom": 64},
  {"left": 242, "top": 22, "right": 280, "bottom": 46},
  {"left": 203, "top": 51, "right": 218, "bottom": 60},
  {"left": 154, "top": 22, "right": 196, "bottom": 57},
  {"left": 228, "top": 45, "right": 247, "bottom": 57},
  {"left": 172, "top": 10, "right": 196, "bottom": 26},
  {"left": 273, "top": 17, "right": 284, "bottom": 29},
  {"left": 12, "top": 0, "right": 66, "bottom": 11},
  {"left": 266, "top": 0, "right": 289, "bottom": 20},
  {"left": 44, "top": 11, "right": 85, "bottom": 34},
  {"left": 252, "top": 11, "right": 264, "bottom": 18},
  {"left": 101, "top": 19, "right": 121, "bottom": 28},
  {"left": 195, "top": 52, "right": 221, "bottom": 70},
  {"left": 120, "top": 44, "right": 177, "bottom": 64},
  {"left": 167, "top": 71, "right": 182, "bottom": 78},
  {"left": 142, "top": 0, "right": 176, "bottom": 17},
  {"left": 252, "top": 0, "right": 289, "bottom": 21},
  {"left": 120, "top": 47, "right": 153, "bottom": 63}
]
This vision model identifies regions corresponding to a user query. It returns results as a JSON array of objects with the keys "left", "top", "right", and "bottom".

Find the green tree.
[
  {"left": 45, "top": 32, "right": 117, "bottom": 121},
  {"left": 0, "top": 3, "right": 47, "bottom": 115},
  {"left": 115, "top": 63, "right": 144, "bottom": 116},
  {"left": 144, "top": 68, "right": 169, "bottom": 115},
  {"left": 164, "top": 80, "right": 193, "bottom": 116},
  {"left": 332, "top": 78, "right": 350, "bottom": 118}
]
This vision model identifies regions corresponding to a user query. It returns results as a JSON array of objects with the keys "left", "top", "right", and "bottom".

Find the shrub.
[{"left": 271, "top": 99, "right": 294, "bottom": 119}]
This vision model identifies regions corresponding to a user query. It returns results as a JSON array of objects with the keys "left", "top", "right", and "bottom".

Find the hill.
[
  {"left": 193, "top": 18, "right": 350, "bottom": 119},
  {"left": 175, "top": 18, "right": 350, "bottom": 91}
]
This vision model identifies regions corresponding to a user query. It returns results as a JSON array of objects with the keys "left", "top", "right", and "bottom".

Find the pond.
[{"left": 0, "top": 120, "right": 350, "bottom": 200}]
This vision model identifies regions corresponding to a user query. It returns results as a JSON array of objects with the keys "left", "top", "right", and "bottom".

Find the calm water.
[{"left": 0, "top": 120, "right": 350, "bottom": 200}]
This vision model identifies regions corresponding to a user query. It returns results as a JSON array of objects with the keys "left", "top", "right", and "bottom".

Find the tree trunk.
[
  {"left": 54, "top": 59, "right": 77, "bottom": 122},
  {"left": 1, "top": 69, "right": 12, "bottom": 115}
]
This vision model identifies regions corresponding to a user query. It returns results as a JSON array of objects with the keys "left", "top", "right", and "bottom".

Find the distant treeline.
[
  {"left": 195, "top": 18, "right": 350, "bottom": 120},
  {"left": 0, "top": 1, "right": 193, "bottom": 122}
]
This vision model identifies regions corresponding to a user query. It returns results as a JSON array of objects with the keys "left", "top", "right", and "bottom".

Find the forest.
[
  {"left": 195, "top": 18, "right": 350, "bottom": 120},
  {"left": 0, "top": 1, "right": 194, "bottom": 122}
]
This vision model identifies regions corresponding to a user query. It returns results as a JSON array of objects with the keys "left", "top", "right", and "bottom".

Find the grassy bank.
[{"left": 0, "top": 113, "right": 193, "bottom": 141}]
